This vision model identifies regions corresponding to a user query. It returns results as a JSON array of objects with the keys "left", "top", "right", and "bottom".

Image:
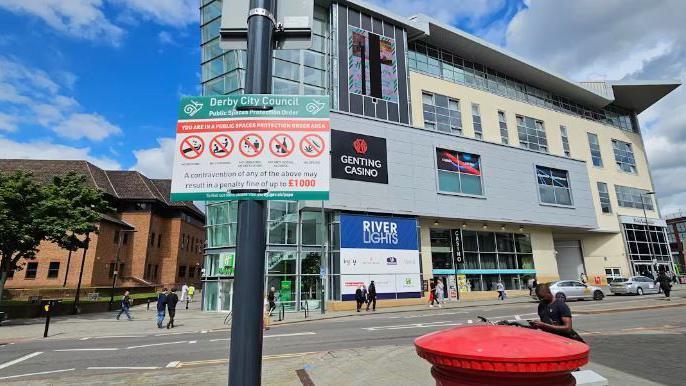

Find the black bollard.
[
  {"left": 147, "top": 298, "right": 151, "bottom": 311},
  {"left": 43, "top": 302, "right": 53, "bottom": 338}
]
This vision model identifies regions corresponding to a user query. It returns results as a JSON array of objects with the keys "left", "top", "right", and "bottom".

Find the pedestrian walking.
[
  {"left": 579, "top": 272, "right": 588, "bottom": 284},
  {"left": 496, "top": 280, "right": 506, "bottom": 301},
  {"left": 429, "top": 280, "right": 437, "bottom": 308},
  {"left": 655, "top": 267, "right": 673, "bottom": 301},
  {"left": 355, "top": 286, "right": 365, "bottom": 312},
  {"left": 187, "top": 284, "right": 195, "bottom": 302},
  {"left": 263, "top": 297, "right": 271, "bottom": 330},
  {"left": 366, "top": 280, "right": 377, "bottom": 311},
  {"left": 156, "top": 288, "right": 168, "bottom": 328},
  {"left": 362, "top": 285, "right": 368, "bottom": 306},
  {"left": 527, "top": 277, "right": 535, "bottom": 296},
  {"left": 181, "top": 283, "right": 189, "bottom": 302},
  {"left": 115, "top": 290, "right": 133, "bottom": 321},
  {"left": 166, "top": 288, "right": 179, "bottom": 329},
  {"left": 435, "top": 279, "right": 445, "bottom": 307},
  {"left": 267, "top": 286, "right": 277, "bottom": 316}
]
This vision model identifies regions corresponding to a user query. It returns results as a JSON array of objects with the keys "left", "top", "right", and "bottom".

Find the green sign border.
[{"left": 172, "top": 191, "right": 329, "bottom": 201}]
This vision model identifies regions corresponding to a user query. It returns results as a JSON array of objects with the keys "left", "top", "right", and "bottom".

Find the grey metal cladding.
[{"left": 322, "top": 112, "right": 599, "bottom": 230}]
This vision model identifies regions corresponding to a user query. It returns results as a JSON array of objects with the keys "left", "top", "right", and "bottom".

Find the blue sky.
[{"left": 0, "top": 0, "right": 684, "bottom": 212}]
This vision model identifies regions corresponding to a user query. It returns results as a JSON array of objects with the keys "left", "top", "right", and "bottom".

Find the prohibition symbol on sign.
[
  {"left": 239, "top": 133, "right": 264, "bottom": 158},
  {"left": 269, "top": 133, "right": 295, "bottom": 158},
  {"left": 179, "top": 135, "right": 204, "bottom": 160},
  {"left": 299, "top": 134, "right": 325, "bottom": 158},
  {"left": 210, "top": 134, "right": 234, "bottom": 158}
]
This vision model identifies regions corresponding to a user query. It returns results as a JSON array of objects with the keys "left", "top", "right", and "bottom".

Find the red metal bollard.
[{"left": 415, "top": 325, "right": 589, "bottom": 386}]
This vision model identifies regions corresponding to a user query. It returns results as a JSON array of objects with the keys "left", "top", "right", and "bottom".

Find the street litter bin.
[{"left": 415, "top": 325, "right": 589, "bottom": 386}]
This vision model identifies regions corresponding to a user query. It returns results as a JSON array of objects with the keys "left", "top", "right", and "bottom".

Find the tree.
[{"left": 0, "top": 171, "right": 49, "bottom": 302}]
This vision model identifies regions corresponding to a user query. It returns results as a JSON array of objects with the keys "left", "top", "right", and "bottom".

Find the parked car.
[
  {"left": 531, "top": 280, "right": 605, "bottom": 301},
  {"left": 609, "top": 276, "right": 660, "bottom": 296}
]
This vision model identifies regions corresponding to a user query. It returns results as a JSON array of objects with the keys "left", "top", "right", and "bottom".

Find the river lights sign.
[{"left": 171, "top": 95, "right": 330, "bottom": 201}]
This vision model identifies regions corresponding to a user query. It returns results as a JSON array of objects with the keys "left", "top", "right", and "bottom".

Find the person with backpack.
[
  {"left": 366, "top": 280, "right": 377, "bottom": 311},
  {"left": 115, "top": 290, "right": 133, "bottom": 321},
  {"left": 166, "top": 288, "right": 179, "bottom": 329}
]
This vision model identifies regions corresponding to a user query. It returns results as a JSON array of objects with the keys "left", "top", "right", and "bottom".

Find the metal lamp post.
[
  {"left": 108, "top": 229, "right": 136, "bottom": 312},
  {"left": 72, "top": 233, "right": 91, "bottom": 315},
  {"left": 641, "top": 192, "right": 657, "bottom": 275}
]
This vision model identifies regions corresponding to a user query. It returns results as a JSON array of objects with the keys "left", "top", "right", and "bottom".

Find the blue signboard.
[{"left": 340, "top": 215, "right": 418, "bottom": 250}]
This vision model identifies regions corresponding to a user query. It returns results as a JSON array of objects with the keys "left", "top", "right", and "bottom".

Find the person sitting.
[{"left": 530, "top": 283, "right": 584, "bottom": 343}]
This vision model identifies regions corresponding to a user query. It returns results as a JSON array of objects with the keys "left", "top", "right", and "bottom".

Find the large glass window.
[
  {"left": 623, "top": 223, "right": 672, "bottom": 263},
  {"left": 268, "top": 201, "right": 298, "bottom": 245},
  {"left": 422, "top": 92, "right": 462, "bottom": 135},
  {"left": 615, "top": 185, "right": 653, "bottom": 210},
  {"left": 430, "top": 229, "right": 453, "bottom": 270},
  {"left": 471, "top": 103, "right": 482, "bottom": 139},
  {"left": 597, "top": 182, "right": 612, "bottom": 214},
  {"left": 517, "top": 115, "right": 548, "bottom": 152},
  {"left": 612, "top": 139, "right": 637, "bottom": 173},
  {"left": 47, "top": 262, "right": 60, "bottom": 279},
  {"left": 587, "top": 132, "right": 603, "bottom": 167},
  {"left": 301, "top": 211, "right": 324, "bottom": 246},
  {"left": 536, "top": 166, "right": 572, "bottom": 205},
  {"left": 498, "top": 110, "right": 509, "bottom": 144},
  {"left": 560, "top": 126, "right": 570, "bottom": 157},
  {"left": 436, "top": 148, "right": 483, "bottom": 196},
  {"left": 207, "top": 202, "right": 238, "bottom": 248}
]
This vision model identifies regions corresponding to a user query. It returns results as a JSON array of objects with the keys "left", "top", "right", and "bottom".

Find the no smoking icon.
[
  {"left": 269, "top": 133, "right": 294, "bottom": 157},
  {"left": 300, "top": 134, "right": 325, "bottom": 158},
  {"left": 210, "top": 134, "right": 234, "bottom": 158},
  {"left": 179, "top": 135, "right": 204, "bottom": 160},
  {"left": 239, "top": 133, "right": 264, "bottom": 157}
]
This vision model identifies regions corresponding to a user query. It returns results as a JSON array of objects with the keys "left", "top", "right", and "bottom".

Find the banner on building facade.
[
  {"left": 339, "top": 214, "right": 421, "bottom": 300},
  {"left": 171, "top": 95, "right": 330, "bottom": 201},
  {"left": 331, "top": 130, "right": 388, "bottom": 184}
]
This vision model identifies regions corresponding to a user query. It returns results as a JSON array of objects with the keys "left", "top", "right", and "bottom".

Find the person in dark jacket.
[
  {"left": 355, "top": 286, "right": 364, "bottom": 312},
  {"left": 267, "top": 287, "right": 277, "bottom": 316},
  {"left": 655, "top": 267, "right": 672, "bottom": 301},
  {"left": 366, "top": 281, "right": 377, "bottom": 311},
  {"left": 166, "top": 288, "right": 180, "bottom": 329},
  {"left": 156, "top": 288, "right": 168, "bottom": 328},
  {"left": 116, "top": 290, "right": 133, "bottom": 321}
]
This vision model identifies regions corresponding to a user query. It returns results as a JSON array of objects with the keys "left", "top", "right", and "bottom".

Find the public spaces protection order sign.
[{"left": 171, "top": 95, "right": 330, "bottom": 201}]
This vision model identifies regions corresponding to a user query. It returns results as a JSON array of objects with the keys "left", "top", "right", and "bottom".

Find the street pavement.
[{"left": 1, "top": 291, "right": 685, "bottom": 384}]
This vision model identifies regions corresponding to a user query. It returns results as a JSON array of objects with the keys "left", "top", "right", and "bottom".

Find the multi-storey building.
[
  {"left": 0, "top": 160, "right": 205, "bottom": 293},
  {"left": 199, "top": 0, "right": 680, "bottom": 311},
  {"left": 666, "top": 212, "right": 686, "bottom": 275}
]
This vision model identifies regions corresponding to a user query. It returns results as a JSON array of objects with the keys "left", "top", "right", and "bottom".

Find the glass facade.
[
  {"left": 436, "top": 148, "right": 483, "bottom": 196},
  {"left": 430, "top": 229, "right": 535, "bottom": 291},
  {"left": 471, "top": 103, "right": 482, "bottom": 139},
  {"left": 560, "top": 126, "right": 570, "bottom": 157},
  {"left": 200, "top": 1, "right": 330, "bottom": 96},
  {"left": 422, "top": 91, "right": 463, "bottom": 135},
  {"left": 517, "top": 115, "right": 548, "bottom": 152},
  {"left": 536, "top": 166, "right": 572, "bottom": 206},
  {"left": 612, "top": 139, "right": 637, "bottom": 173},
  {"left": 622, "top": 223, "right": 672, "bottom": 276},
  {"left": 615, "top": 185, "right": 653, "bottom": 210},
  {"left": 597, "top": 182, "right": 612, "bottom": 214},
  {"left": 498, "top": 110, "right": 509, "bottom": 144},
  {"left": 587, "top": 132, "right": 603, "bottom": 167},
  {"left": 408, "top": 40, "right": 638, "bottom": 133}
]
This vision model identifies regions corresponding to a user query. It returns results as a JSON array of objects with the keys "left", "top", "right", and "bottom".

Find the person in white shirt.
[
  {"left": 435, "top": 280, "right": 445, "bottom": 307},
  {"left": 181, "top": 283, "right": 189, "bottom": 302}
]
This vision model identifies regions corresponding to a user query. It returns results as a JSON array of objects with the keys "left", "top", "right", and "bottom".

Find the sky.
[{"left": 0, "top": 0, "right": 684, "bottom": 214}]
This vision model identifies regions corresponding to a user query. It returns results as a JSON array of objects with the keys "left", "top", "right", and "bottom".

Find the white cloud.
[
  {"left": 501, "top": 0, "right": 686, "bottom": 212},
  {"left": 53, "top": 113, "right": 123, "bottom": 141},
  {"left": 131, "top": 137, "right": 175, "bottom": 178},
  {"left": 114, "top": 0, "right": 198, "bottom": 27},
  {"left": 0, "top": 136, "right": 121, "bottom": 170},
  {"left": 0, "top": 112, "right": 17, "bottom": 132},
  {"left": 369, "top": 0, "right": 506, "bottom": 27},
  {"left": 0, "top": 0, "right": 125, "bottom": 46},
  {"left": 158, "top": 31, "right": 174, "bottom": 45}
]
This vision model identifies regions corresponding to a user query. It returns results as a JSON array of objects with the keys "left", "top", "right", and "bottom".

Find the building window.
[
  {"left": 422, "top": 92, "right": 462, "bottom": 135},
  {"left": 605, "top": 268, "right": 622, "bottom": 284},
  {"left": 622, "top": 223, "right": 671, "bottom": 265},
  {"left": 301, "top": 211, "right": 324, "bottom": 246},
  {"left": 146, "top": 264, "right": 151, "bottom": 279},
  {"left": 436, "top": 148, "right": 483, "bottom": 196},
  {"left": 597, "top": 182, "right": 612, "bottom": 214},
  {"left": 114, "top": 230, "right": 120, "bottom": 244},
  {"left": 536, "top": 166, "right": 572, "bottom": 206},
  {"left": 612, "top": 139, "right": 637, "bottom": 173},
  {"left": 150, "top": 232, "right": 156, "bottom": 246},
  {"left": 157, "top": 234, "right": 162, "bottom": 248},
  {"left": 123, "top": 233, "right": 129, "bottom": 245},
  {"left": 471, "top": 103, "right": 482, "bottom": 139},
  {"left": 25, "top": 262, "right": 38, "bottom": 279},
  {"left": 615, "top": 185, "right": 653, "bottom": 210},
  {"left": 153, "top": 265, "right": 159, "bottom": 279},
  {"left": 47, "top": 262, "right": 60, "bottom": 279},
  {"left": 207, "top": 202, "right": 238, "bottom": 248},
  {"left": 516, "top": 115, "right": 548, "bottom": 152},
  {"left": 178, "top": 266, "right": 187, "bottom": 278},
  {"left": 348, "top": 26, "right": 398, "bottom": 102},
  {"left": 498, "top": 110, "right": 509, "bottom": 144},
  {"left": 119, "top": 263, "right": 125, "bottom": 277},
  {"left": 587, "top": 133, "right": 603, "bottom": 167},
  {"left": 560, "top": 126, "right": 570, "bottom": 157},
  {"left": 268, "top": 201, "right": 298, "bottom": 245},
  {"left": 109, "top": 262, "right": 116, "bottom": 278},
  {"left": 189, "top": 266, "right": 195, "bottom": 278}
]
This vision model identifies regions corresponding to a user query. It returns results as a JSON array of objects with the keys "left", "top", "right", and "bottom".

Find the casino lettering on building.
[{"left": 199, "top": 0, "right": 680, "bottom": 311}]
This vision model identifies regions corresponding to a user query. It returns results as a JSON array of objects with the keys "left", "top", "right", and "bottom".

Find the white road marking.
[
  {"left": 54, "top": 348, "right": 118, "bottom": 352},
  {"left": 0, "top": 368, "right": 75, "bottom": 380},
  {"left": 0, "top": 351, "right": 43, "bottom": 370},
  {"left": 210, "top": 338, "right": 229, "bottom": 342},
  {"left": 363, "top": 321, "right": 462, "bottom": 331},
  {"left": 467, "top": 319, "right": 473, "bottom": 324},
  {"left": 127, "top": 341, "right": 187, "bottom": 349},
  {"left": 154, "top": 332, "right": 187, "bottom": 337},
  {"left": 188, "top": 340, "right": 197, "bottom": 344},
  {"left": 388, "top": 311, "right": 467, "bottom": 319},
  {"left": 200, "top": 330, "right": 208, "bottom": 334},
  {"left": 166, "top": 361, "right": 181, "bottom": 368},
  {"left": 91, "top": 335, "right": 144, "bottom": 340},
  {"left": 80, "top": 337, "right": 90, "bottom": 341},
  {"left": 88, "top": 366, "right": 160, "bottom": 370},
  {"left": 264, "top": 332, "right": 316, "bottom": 338}
]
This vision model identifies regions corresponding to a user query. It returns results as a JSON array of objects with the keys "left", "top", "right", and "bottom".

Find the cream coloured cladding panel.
[
  {"left": 408, "top": 72, "right": 658, "bottom": 232},
  {"left": 324, "top": 111, "right": 598, "bottom": 230}
]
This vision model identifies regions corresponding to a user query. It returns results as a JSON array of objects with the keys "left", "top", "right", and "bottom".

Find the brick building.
[
  {"left": 666, "top": 211, "right": 686, "bottom": 274},
  {"left": 0, "top": 160, "right": 205, "bottom": 291}
]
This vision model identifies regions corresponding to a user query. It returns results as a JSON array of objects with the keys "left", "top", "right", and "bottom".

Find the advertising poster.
[
  {"left": 339, "top": 215, "right": 420, "bottom": 300},
  {"left": 331, "top": 130, "right": 388, "bottom": 184},
  {"left": 456, "top": 274, "right": 469, "bottom": 293},
  {"left": 217, "top": 252, "right": 235, "bottom": 276},
  {"left": 347, "top": 26, "right": 398, "bottom": 102},
  {"left": 447, "top": 275, "right": 458, "bottom": 300},
  {"left": 171, "top": 95, "right": 330, "bottom": 201}
]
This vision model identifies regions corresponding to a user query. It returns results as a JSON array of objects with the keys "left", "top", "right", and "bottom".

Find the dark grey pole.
[
  {"left": 108, "top": 231, "right": 124, "bottom": 311},
  {"left": 228, "top": 0, "right": 274, "bottom": 385},
  {"left": 72, "top": 234, "right": 90, "bottom": 315}
]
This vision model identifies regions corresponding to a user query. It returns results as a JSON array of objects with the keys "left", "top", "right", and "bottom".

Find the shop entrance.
[
  {"left": 633, "top": 262, "right": 673, "bottom": 279},
  {"left": 554, "top": 240, "right": 585, "bottom": 281}
]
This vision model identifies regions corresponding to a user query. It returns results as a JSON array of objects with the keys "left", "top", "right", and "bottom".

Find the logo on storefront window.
[
  {"left": 386, "top": 256, "right": 398, "bottom": 265},
  {"left": 353, "top": 138, "right": 368, "bottom": 155}
]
